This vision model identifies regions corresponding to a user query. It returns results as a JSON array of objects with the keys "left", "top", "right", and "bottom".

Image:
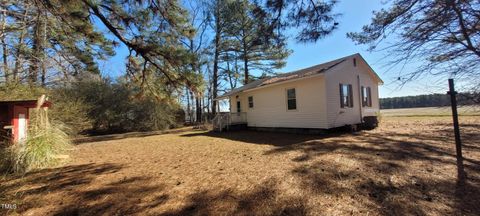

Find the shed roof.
[
  {"left": 0, "top": 100, "right": 52, "bottom": 108},
  {"left": 216, "top": 53, "right": 382, "bottom": 99}
]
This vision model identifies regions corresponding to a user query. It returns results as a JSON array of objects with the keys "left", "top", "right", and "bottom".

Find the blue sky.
[
  {"left": 99, "top": 1, "right": 450, "bottom": 98},
  {"left": 275, "top": 0, "right": 450, "bottom": 98}
]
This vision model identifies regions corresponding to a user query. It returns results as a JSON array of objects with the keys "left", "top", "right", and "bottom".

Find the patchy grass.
[{"left": 1, "top": 116, "right": 479, "bottom": 215}]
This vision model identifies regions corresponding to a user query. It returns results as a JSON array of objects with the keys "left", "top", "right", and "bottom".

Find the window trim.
[
  {"left": 361, "top": 86, "right": 372, "bottom": 107},
  {"left": 286, "top": 88, "right": 297, "bottom": 111},
  {"left": 367, "top": 87, "right": 372, "bottom": 107},
  {"left": 340, "top": 83, "right": 353, "bottom": 108},
  {"left": 248, "top": 96, "right": 254, "bottom": 109},
  {"left": 361, "top": 86, "right": 366, "bottom": 107}
]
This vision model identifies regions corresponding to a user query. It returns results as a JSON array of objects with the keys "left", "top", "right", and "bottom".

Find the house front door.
[{"left": 237, "top": 101, "right": 241, "bottom": 113}]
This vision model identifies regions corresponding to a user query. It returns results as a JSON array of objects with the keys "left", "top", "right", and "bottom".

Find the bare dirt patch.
[{"left": 1, "top": 116, "right": 480, "bottom": 215}]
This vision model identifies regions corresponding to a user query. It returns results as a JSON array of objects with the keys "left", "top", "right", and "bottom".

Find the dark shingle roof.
[{"left": 217, "top": 54, "right": 359, "bottom": 99}]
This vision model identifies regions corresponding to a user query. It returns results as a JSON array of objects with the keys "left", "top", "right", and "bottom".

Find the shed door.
[{"left": 18, "top": 114, "right": 27, "bottom": 142}]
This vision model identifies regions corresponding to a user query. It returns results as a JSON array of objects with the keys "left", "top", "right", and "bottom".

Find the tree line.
[{"left": 380, "top": 93, "right": 479, "bottom": 109}]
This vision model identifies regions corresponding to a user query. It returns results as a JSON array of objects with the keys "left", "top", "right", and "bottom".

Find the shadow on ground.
[
  {"left": 181, "top": 129, "right": 348, "bottom": 146},
  {"left": 182, "top": 125, "right": 480, "bottom": 215},
  {"left": 1, "top": 163, "right": 168, "bottom": 215},
  {"left": 160, "top": 180, "right": 308, "bottom": 216},
  {"left": 73, "top": 127, "right": 195, "bottom": 144}
]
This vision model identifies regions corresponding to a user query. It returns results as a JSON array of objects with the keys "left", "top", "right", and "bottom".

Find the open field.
[
  {"left": 1, "top": 115, "right": 480, "bottom": 215},
  {"left": 380, "top": 105, "right": 480, "bottom": 117}
]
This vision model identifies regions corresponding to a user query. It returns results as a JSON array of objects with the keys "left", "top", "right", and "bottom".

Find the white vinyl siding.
[
  {"left": 286, "top": 88, "right": 297, "bottom": 110},
  {"left": 230, "top": 96, "right": 247, "bottom": 114},
  {"left": 230, "top": 75, "right": 328, "bottom": 129},
  {"left": 358, "top": 65, "right": 380, "bottom": 117},
  {"left": 228, "top": 54, "right": 380, "bottom": 129},
  {"left": 325, "top": 55, "right": 380, "bottom": 128}
]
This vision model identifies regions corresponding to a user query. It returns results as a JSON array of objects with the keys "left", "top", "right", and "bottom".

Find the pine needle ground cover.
[{"left": 1, "top": 115, "right": 479, "bottom": 215}]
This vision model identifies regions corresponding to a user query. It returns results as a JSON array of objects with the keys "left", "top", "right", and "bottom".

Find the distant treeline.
[{"left": 380, "top": 93, "right": 478, "bottom": 109}]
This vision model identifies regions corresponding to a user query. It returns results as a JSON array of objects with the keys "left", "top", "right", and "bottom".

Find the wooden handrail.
[{"left": 213, "top": 112, "right": 247, "bottom": 132}]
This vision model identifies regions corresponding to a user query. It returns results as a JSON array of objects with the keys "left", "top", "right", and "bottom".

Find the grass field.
[
  {"left": 1, "top": 109, "right": 480, "bottom": 215},
  {"left": 381, "top": 105, "right": 480, "bottom": 117}
]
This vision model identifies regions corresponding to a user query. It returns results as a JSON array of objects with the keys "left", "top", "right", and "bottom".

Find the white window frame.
[
  {"left": 248, "top": 96, "right": 254, "bottom": 109},
  {"left": 286, "top": 88, "right": 297, "bottom": 111},
  {"left": 361, "top": 86, "right": 372, "bottom": 107},
  {"left": 340, "top": 83, "right": 353, "bottom": 108}
]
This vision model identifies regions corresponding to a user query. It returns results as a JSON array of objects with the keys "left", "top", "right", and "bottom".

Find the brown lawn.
[{"left": 1, "top": 116, "right": 480, "bottom": 215}]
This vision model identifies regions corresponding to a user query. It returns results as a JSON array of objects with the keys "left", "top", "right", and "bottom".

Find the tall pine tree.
[{"left": 223, "top": 0, "right": 290, "bottom": 84}]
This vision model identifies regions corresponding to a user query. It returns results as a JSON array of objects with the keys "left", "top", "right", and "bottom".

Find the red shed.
[{"left": 0, "top": 100, "right": 52, "bottom": 144}]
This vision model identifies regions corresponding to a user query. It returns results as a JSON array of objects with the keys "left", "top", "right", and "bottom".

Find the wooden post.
[
  {"left": 448, "top": 79, "right": 462, "bottom": 160},
  {"left": 447, "top": 79, "right": 465, "bottom": 183}
]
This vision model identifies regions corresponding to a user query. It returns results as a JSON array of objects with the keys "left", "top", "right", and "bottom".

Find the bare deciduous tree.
[{"left": 348, "top": 0, "right": 480, "bottom": 84}]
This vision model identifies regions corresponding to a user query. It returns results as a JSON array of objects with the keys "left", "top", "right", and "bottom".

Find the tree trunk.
[
  {"left": 29, "top": 12, "right": 45, "bottom": 86},
  {"left": 212, "top": 15, "right": 221, "bottom": 116},
  {"left": 41, "top": 11, "right": 47, "bottom": 86},
  {"left": 226, "top": 52, "right": 236, "bottom": 89},
  {"left": 190, "top": 90, "right": 195, "bottom": 122},
  {"left": 195, "top": 95, "right": 202, "bottom": 123},
  {"left": 1, "top": 40, "right": 7, "bottom": 83},
  {"left": 13, "top": 4, "right": 30, "bottom": 82},
  {"left": 243, "top": 54, "right": 249, "bottom": 84},
  {"left": 242, "top": 33, "right": 249, "bottom": 84},
  {"left": 186, "top": 88, "right": 191, "bottom": 123},
  {"left": 0, "top": 10, "right": 8, "bottom": 83}
]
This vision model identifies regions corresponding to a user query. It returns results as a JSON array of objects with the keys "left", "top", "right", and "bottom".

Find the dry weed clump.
[{"left": 2, "top": 96, "right": 72, "bottom": 174}]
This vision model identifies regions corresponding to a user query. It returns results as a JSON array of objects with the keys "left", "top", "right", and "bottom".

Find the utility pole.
[{"left": 447, "top": 78, "right": 465, "bottom": 183}]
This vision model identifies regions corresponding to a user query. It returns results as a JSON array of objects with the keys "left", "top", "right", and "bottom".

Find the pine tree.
[
  {"left": 223, "top": 0, "right": 290, "bottom": 84},
  {"left": 264, "top": 0, "right": 339, "bottom": 43},
  {"left": 208, "top": 0, "right": 229, "bottom": 115},
  {"left": 0, "top": 0, "right": 115, "bottom": 85}
]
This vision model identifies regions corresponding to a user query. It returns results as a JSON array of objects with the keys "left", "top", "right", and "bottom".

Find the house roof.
[{"left": 216, "top": 53, "right": 383, "bottom": 100}]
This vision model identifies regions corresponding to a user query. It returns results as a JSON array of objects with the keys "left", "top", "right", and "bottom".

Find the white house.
[{"left": 214, "top": 53, "right": 383, "bottom": 132}]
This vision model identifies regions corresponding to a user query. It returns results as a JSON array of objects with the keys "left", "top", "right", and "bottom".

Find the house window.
[
  {"left": 362, "top": 86, "right": 372, "bottom": 107},
  {"left": 286, "top": 88, "right": 297, "bottom": 110},
  {"left": 237, "top": 101, "right": 241, "bottom": 113},
  {"left": 248, "top": 96, "right": 254, "bottom": 108},
  {"left": 339, "top": 84, "right": 353, "bottom": 108},
  {"left": 353, "top": 58, "right": 357, "bottom": 67}
]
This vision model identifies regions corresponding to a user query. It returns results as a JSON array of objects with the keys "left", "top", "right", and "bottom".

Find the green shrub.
[
  {"left": 54, "top": 79, "right": 182, "bottom": 134},
  {"left": 49, "top": 97, "right": 92, "bottom": 136}
]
